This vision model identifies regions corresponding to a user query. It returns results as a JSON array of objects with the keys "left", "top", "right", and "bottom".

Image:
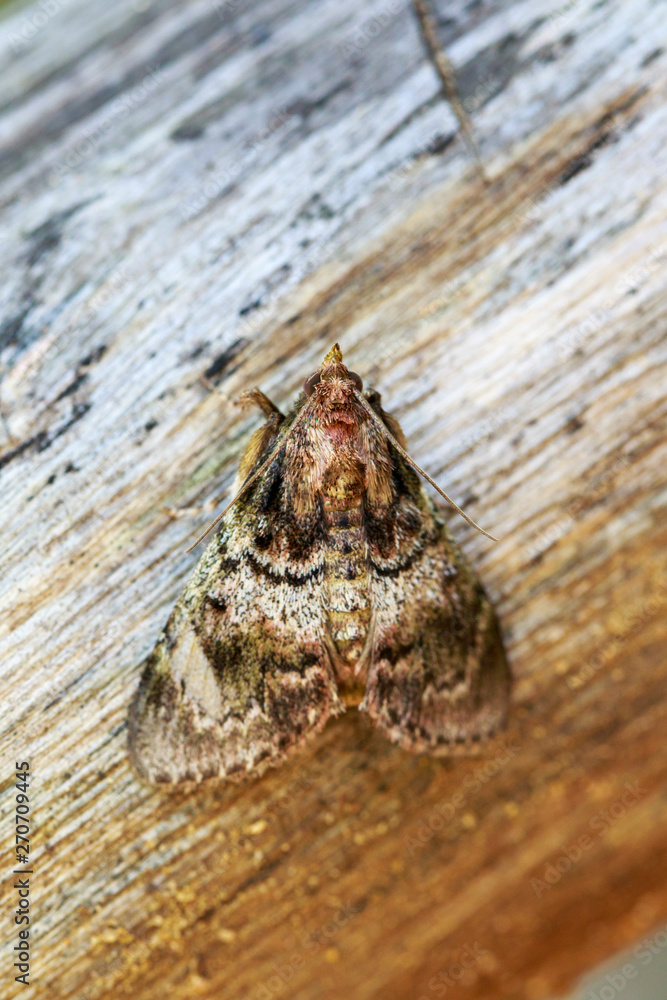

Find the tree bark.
[{"left": 1, "top": 0, "right": 666, "bottom": 998}]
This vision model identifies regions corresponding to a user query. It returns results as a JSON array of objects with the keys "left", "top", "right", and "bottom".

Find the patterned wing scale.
[
  {"left": 128, "top": 412, "right": 344, "bottom": 784},
  {"left": 360, "top": 447, "right": 510, "bottom": 753}
]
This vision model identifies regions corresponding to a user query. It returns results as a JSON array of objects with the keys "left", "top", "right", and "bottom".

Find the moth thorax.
[{"left": 321, "top": 457, "right": 365, "bottom": 510}]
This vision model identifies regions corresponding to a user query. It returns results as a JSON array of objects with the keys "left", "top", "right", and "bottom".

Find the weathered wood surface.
[{"left": 1, "top": 0, "right": 666, "bottom": 998}]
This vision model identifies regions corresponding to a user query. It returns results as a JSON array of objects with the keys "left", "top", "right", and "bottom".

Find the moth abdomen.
[{"left": 320, "top": 473, "right": 372, "bottom": 702}]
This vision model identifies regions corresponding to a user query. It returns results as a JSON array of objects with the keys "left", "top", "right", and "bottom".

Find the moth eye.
[
  {"left": 348, "top": 371, "right": 363, "bottom": 391},
  {"left": 304, "top": 372, "right": 321, "bottom": 396}
]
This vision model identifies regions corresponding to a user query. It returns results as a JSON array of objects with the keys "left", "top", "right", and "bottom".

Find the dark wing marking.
[
  {"left": 361, "top": 500, "right": 510, "bottom": 755},
  {"left": 128, "top": 523, "right": 343, "bottom": 783},
  {"left": 128, "top": 407, "right": 343, "bottom": 783}
]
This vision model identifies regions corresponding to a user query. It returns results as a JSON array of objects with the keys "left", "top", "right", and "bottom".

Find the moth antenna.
[
  {"left": 353, "top": 389, "right": 499, "bottom": 541},
  {"left": 185, "top": 397, "right": 314, "bottom": 553}
]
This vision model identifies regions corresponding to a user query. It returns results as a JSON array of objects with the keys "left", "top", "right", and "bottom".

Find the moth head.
[{"left": 303, "top": 342, "right": 363, "bottom": 402}]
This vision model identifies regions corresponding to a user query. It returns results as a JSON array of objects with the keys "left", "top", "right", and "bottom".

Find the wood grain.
[{"left": 1, "top": 0, "right": 666, "bottom": 998}]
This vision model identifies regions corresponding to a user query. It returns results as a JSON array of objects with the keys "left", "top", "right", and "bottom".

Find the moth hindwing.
[{"left": 128, "top": 343, "right": 510, "bottom": 783}]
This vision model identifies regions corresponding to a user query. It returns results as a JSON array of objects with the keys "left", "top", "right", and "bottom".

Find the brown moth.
[{"left": 128, "top": 345, "right": 510, "bottom": 783}]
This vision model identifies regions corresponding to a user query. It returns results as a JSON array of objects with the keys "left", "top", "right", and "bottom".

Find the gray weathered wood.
[{"left": 1, "top": 0, "right": 666, "bottom": 998}]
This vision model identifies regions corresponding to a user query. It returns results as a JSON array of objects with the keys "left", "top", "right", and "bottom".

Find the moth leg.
[
  {"left": 198, "top": 376, "right": 285, "bottom": 415},
  {"left": 236, "top": 387, "right": 284, "bottom": 419},
  {"left": 162, "top": 498, "right": 221, "bottom": 520},
  {"left": 234, "top": 405, "right": 284, "bottom": 487},
  {"left": 164, "top": 389, "right": 285, "bottom": 521}
]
